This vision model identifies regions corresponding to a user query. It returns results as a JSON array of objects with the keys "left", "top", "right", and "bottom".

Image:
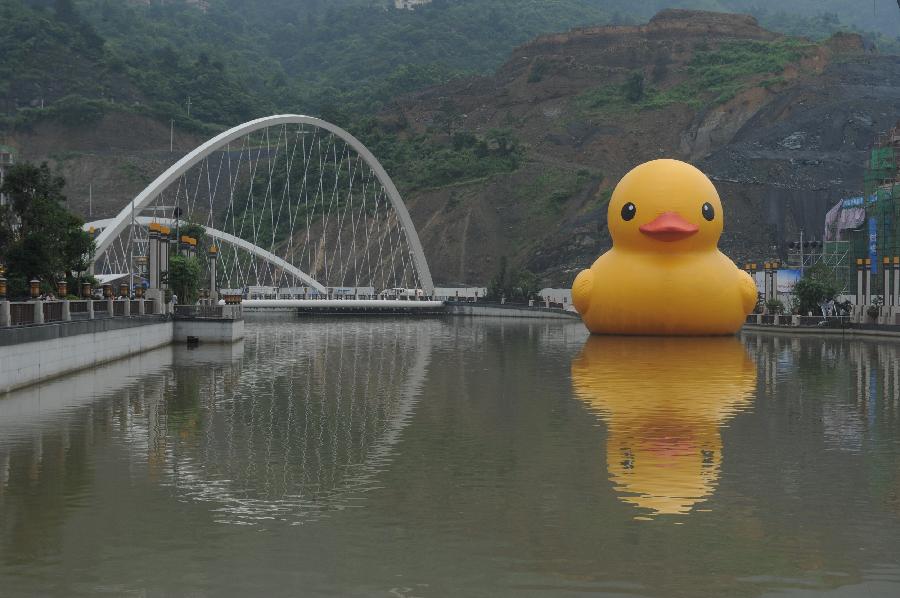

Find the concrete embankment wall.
[
  {"left": 0, "top": 317, "right": 174, "bottom": 394},
  {"left": 447, "top": 304, "right": 580, "bottom": 319},
  {"left": 742, "top": 323, "right": 900, "bottom": 340},
  {"left": 1, "top": 316, "right": 245, "bottom": 394},
  {"left": 174, "top": 318, "right": 245, "bottom": 343}
]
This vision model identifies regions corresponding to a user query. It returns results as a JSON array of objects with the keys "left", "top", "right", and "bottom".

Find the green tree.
[
  {"left": 793, "top": 263, "right": 839, "bottom": 315},
  {"left": 515, "top": 269, "right": 541, "bottom": 302},
  {"left": 167, "top": 254, "right": 202, "bottom": 304},
  {"left": 433, "top": 98, "right": 462, "bottom": 137},
  {"left": 623, "top": 71, "right": 645, "bottom": 102},
  {"left": 487, "top": 255, "right": 514, "bottom": 300},
  {"left": 0, "top": 162, "right": 94, "bottom": 297}
]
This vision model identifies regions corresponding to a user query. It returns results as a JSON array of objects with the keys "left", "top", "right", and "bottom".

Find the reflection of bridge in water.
[{"left": 0, "top": 320, "right": 434, "bottom": 527}]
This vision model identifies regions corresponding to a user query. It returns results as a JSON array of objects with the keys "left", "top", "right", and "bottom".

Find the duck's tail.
[{"left": 572, "top": 269, "right": 594, "bottom": 315}]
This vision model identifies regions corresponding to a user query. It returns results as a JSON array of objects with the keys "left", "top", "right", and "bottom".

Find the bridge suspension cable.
[{"left": 88, "top": 115, "right": 434, "bottom": 296}]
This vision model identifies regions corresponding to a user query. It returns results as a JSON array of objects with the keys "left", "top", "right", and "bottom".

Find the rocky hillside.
[{"left": 389, "top": 10, "right": 900, "bottom": 285}]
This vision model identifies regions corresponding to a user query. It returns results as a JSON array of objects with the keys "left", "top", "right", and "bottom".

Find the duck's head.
[{"left": 608, "top": 159, "right": 723, "bottom": 253}]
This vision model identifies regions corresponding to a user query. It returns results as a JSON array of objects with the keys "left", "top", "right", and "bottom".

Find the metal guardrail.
[
  {"left": 10, "top": 303, "right": 34, "bottom": 326},
  {"left": 796, "top": 315, "right": 853, "bottom": 328},
  {"left": 746, "top": 315, "right": 854, "bottom": 328},
  {"left": 42, "top": 301, "right": 63, "bottom": 322},
  {"left": 1, "top": 298, "right": 167, "bottom": 328}
]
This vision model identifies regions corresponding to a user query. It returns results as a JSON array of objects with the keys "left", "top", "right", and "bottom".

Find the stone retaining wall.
[{"left": 0, "top": 318, "right": 174, "bottom": 394}]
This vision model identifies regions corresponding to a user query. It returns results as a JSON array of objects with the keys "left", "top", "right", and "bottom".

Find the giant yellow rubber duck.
[
  {"left": 571, "top": 336, "right": 756, "bottom": 516},
  {"left": 572, "top": 159, "right": 757, "bottom": 335}
]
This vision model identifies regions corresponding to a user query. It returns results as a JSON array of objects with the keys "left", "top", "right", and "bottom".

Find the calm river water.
[{"left": 2, "top": 318, "right": 900, "bottom": 597}]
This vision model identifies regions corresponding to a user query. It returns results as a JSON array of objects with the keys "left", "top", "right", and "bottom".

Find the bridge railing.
[
  {"left": 0, "top": 298, "right": 165, "bottom": 327},
  {"left": 9, "top": 303, "right": 35, "bottom": 326},
  {"left": 42, "top": 301, "right": 64, "bottom": 323}
]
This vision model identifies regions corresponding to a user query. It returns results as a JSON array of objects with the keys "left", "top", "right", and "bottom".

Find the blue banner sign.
[
  {"left": 842, "top": 195, "right": 878, "bottom": 209},
  {"left": 869, "top": 217, "right": 878, "bottom": 274}
]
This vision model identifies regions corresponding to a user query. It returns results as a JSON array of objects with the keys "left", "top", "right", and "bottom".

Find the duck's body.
[
  {"left": 572, "top": 159, "right": 756, "bottom": 336},
  {"left": 573, "top": 247, "right": 757, "bottom": 336}
]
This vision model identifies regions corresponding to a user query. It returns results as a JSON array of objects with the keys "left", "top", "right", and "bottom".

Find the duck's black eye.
[
  {"left": 621, "top": 202, "right": 636, "bottom": 221},
  {"left": 702, "top": 202, "right": 715, "bottom": 221}
]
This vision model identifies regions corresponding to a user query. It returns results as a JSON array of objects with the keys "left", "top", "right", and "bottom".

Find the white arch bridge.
[{"left": 85, "top": 115, "right": 434, "bottom": 297}]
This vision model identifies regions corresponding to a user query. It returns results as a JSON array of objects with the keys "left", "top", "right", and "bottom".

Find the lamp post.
[
  {"left": 208, "top": 244, "right": 219, "bottom": 303},
  {"left": 30, "top": 279, "right": 40, "bottom": 300}
]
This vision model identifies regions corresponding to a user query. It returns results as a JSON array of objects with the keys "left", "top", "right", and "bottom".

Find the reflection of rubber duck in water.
[
  {"left": 571, "top": 336, "right": 756, "bottom": 516},
  {"left": 572, "top": 159, "right": 757, "bottom": 335}
]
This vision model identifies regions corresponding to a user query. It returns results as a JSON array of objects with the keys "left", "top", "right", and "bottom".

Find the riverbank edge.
[
  {"left": 742, "top": 323, "right": 900, "bottom": 339},
  {"left": 445, "top": 303, "right": 580, "bottom": 319},
  {"left": 1, "top": 319, "right": 174, "bottom": 394},
  {"left": 1, "top": 317, "right": 244, "bottom": 394}
]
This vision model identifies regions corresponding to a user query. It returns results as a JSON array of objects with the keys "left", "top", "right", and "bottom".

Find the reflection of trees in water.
[
  {"left": 148, "top": 321, "right": 432, "bottom": 525},
  {"left": 0, "top": 364, "right": 174, "bottom": 563}
]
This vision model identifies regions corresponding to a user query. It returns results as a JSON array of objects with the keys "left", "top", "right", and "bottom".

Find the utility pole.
[
  {"left": 88, "top": 184, "right": 92, "bottom": 217},
  {"left": 170, "top": 119, "right": 174, "bottom": 152},
  {"left": 186, "top": 96, "right": 191, "bottom": 118}
]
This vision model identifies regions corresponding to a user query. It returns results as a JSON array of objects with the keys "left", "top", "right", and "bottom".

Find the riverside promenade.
[
  {"left": 742, "top": 312, "right": 900, "bottom": 339},
  {"left": 0, "top": 295, "right": 243, "bottom": 394}
]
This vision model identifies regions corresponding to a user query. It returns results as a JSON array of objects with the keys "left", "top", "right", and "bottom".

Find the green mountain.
[{"left": 3, "top": 0, "right": 897, "bottom": 135}]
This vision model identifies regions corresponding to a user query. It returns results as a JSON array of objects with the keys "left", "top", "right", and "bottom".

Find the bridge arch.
[{"left": 91, "top": 114, "right": 434, "bottom": 295}]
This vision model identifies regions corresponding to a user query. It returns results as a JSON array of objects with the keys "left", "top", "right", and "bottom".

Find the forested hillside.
[
  {"left": 3, "top": 1, "right": 900, "bottom": 286},
  {"left": 3, "top": 0, "right": 898, "bottom": 134}
]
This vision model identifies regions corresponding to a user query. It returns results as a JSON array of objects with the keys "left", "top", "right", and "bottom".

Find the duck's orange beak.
[{"left": 639, "top": 212, "right": 699, "bottom": 242}]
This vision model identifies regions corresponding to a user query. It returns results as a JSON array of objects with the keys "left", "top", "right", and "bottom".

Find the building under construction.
[{"left": 823, "top": 122, "right": 900, "bottom": 297}]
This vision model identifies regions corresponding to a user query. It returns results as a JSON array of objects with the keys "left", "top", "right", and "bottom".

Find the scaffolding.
[{"left": 839, "top": 123, "right": 900, "bottom": 296}]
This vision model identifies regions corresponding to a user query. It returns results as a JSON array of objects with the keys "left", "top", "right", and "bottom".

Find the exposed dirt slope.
[
  {"left": 391, "top": 10, "right": 900, "bottom": 285},
  {"left": 6, "top": 112, "right": 206, "bottom": 221}
]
